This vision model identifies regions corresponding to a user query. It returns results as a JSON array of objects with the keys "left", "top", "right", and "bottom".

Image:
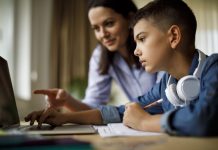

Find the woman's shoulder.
[
  {"left": 91, "top": 45, "right": 102, "bottom": 57},
  {"left": 89, "top": 45, "right": 103, "bottom": 64}
]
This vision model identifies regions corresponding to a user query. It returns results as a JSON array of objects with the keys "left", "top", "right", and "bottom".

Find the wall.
[{"left": 133, "top": 0, "right": 218, "bottom": 55}]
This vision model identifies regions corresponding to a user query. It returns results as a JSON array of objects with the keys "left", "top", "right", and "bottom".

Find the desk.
[
  {"left": 70, "top": 134, "right": 218, "bottom": 150},
  {"left": 19, "top": 122, "right": 218, "bottom": 150}
]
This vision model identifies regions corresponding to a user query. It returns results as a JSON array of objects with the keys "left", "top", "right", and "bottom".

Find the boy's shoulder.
[
  {"left": 204, "top": 53, "right": 218, "bottom": 67},
  {"left": 202, "top": 53, "right": 218, "bottom": 74},
  {"left": 0, "top": 56, "right": 7, "bottom": 65},
  {"left": 207, "top": 53, "right": 218, "bottom": 59}
]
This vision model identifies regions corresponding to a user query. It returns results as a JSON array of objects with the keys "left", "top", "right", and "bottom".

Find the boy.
[
  {"left": 25, "top": 0, "right": 218, "bottom": 136},
  {"left": 122, "top": 0, "right": 218, "bottom": 136}
]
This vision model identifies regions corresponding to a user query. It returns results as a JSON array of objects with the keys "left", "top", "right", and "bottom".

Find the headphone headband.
[
  {"left": 168, "top": 50, "right": 206, "bottom": 85},
  {"left": 165, "top": 50, "right": 206, "bottom": 106},
  {"left": 193, "top": 50, "right": 206, "bottom": 78}
]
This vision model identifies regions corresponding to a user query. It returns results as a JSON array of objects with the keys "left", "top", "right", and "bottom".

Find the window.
[
  {"left": 0, "top": 0, "right": 16, "bottom": 90},
  {"left": 0, "top": 0, "right": 52, "bottom": 101},
  {"left": 0, "top": 0, "right": 31, "bottom": 100}
]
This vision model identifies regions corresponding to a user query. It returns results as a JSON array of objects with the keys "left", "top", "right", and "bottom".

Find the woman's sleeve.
[{"left": 82, "top": 46, "right": 112, "bottom": 107}]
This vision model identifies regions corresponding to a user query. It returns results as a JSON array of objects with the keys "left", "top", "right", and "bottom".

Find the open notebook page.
[{"left": 95, "top": 123, "right": 162, "bottom": 137}]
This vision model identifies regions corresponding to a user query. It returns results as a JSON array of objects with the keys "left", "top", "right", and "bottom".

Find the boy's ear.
[{"left": 168, "top": 25, "right": 181, "bottom": 49}]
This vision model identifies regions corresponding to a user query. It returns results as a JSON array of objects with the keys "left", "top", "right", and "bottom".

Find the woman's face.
[{"left": 88, "top": 7, "right": 130, "bottom": 52}]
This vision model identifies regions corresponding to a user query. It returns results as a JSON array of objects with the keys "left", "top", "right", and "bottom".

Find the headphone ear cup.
[
  {"left": 177, "top": 75, "right": 200, "bottom": 101},
  {"left": 165, "top": 83, "right": 184, "bottom": 106}
]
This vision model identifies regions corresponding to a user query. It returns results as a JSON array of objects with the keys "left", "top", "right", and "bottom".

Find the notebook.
[
  {"left": 94, "top": 123, "right": 162, "bottom": 137},
  {"left": 0, "top": 56, "right": 96, "bottom": 135}
]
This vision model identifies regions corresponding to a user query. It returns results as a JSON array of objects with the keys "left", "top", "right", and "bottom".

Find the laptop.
[{"left": 0, "top": 56, "right": 96, "bottom": 135}]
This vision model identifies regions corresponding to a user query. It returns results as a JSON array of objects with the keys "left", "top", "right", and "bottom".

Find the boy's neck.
[{"left": 168, "top": 46, "right": 195, "bottom": 80}]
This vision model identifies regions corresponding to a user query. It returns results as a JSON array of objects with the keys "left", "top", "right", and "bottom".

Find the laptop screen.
[{"left": 0, "top": 56, "right": 20, "bottom": 129}]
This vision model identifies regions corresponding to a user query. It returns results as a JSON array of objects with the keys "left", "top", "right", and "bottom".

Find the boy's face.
[{"left": 133, "top": 19, "right": 172, "bottom": 73}]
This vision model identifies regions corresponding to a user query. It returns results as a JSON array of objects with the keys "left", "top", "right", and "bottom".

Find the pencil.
[{"left": 143, "top": 99, "right": 163, "bottom": 109}]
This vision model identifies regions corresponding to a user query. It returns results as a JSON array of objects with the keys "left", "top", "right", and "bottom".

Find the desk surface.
[
  {"left": 70, "top": 134, "right": 218, "bottom": 150},
  {"left": 20, "top": 122, "right": 218, "bottom": 150}
]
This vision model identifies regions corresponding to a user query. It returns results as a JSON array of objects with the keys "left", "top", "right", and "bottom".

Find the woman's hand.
[
  {"left": 24, "top": 107, "right": 67, "bottom": 128},
  {"left": 34, "top": 88, "right": 91, "bottom": 111},
  {"left": 34, "top": 89, "right": 72, "bottom": 108},
  {"left": 25, "top": 108, "right": 104, "bottom": 127}
]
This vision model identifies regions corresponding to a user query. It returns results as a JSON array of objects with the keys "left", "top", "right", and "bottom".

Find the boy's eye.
[{"left": 138, "top": 37, "right": 146, "bottom": 42}]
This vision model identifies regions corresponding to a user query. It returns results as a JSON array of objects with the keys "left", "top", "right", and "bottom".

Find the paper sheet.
[{"left": 95, "top": 123, "right": 162, "bottom": 137}]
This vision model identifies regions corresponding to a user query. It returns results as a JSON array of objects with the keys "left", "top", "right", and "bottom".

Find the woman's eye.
[
  {"left": 92, "top": 26, "right": 100, "bottom": 32},
  {"left": 105, "top": 21, "right": 114, "bottom": 27}
]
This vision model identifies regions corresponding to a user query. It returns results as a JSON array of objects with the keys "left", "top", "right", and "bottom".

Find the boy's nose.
[{"left": 134, "top": 48, "right": 141, "bottom": 56}]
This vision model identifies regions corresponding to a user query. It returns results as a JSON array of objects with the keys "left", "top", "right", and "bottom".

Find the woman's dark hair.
[{"left": 88, "top": 0, "right": 140, "bottom": 74}]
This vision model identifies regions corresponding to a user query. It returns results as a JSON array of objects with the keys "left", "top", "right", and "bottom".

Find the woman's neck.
[{"left": 118, "top": 47, "right": 134, "bottom": 67}]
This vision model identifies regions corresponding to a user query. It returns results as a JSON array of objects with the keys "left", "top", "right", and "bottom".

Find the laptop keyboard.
[{"left": 18, "top": 124, "right": 55, "bottom": 131}]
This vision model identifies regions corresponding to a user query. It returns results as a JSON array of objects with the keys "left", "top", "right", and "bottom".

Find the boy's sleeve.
[
  {"left": 136, "top": 75, "right": 165, "bottom": 114},
  {"left": 97, "top": 75, "right": 166, "bottom": 124},
  {"left": 137, "top": 82, "right": 162, "bottom": 106},
  {"left": 161, "top": 56, "right": 218, "bottom": 136},
  {"left": 156, "top": 71, "right": 165, "bottom": 83},
  {"left": 97, "top": 105, "right": 122, "bottom": 124}
]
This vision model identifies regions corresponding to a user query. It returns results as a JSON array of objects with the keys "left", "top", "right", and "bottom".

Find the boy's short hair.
[{"left": 131, "top": 0, "right": 197, "bottom": 45}]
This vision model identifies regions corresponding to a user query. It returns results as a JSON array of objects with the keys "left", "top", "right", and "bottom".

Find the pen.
[{"left": 143, "top": 99, "right": 163, "bottom": 109}]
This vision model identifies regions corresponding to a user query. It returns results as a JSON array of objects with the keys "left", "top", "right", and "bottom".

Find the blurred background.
[{"left": 0, "top": 0, "right": 218, "bottom": 119}]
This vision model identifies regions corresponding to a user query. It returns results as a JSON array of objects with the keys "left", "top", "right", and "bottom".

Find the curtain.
[
  {"left": 49, "top": 0, "right": 218, "bottom": 91},
  {"left": 49, "top": 0, "right": 97, "bottom": 89}
]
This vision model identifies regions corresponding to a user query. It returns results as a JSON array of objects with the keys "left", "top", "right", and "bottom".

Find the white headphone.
[{"left": 165, "top": 50, "right": 206, "bottom": 107}]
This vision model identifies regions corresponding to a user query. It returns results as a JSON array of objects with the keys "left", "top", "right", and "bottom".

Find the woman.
[{"left": 30, "top": 0, "right": 163, "bottom": 118}]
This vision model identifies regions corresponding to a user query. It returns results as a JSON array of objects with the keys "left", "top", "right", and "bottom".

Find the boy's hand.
[
  {"left": 34, "top": 89, "right": 72, "bottom": 108},
  {"left": 123, "top": 102, "right": 151, "bottom": 131},
  {"left": 24, "top": 107, "right": 66, "bottom": 128}
]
